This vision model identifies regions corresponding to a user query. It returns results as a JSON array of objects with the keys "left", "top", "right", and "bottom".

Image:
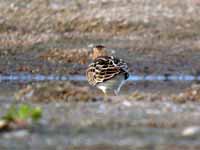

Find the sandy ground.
[{"left": 0, "top": 0, "right": 200, "bottom": 149}]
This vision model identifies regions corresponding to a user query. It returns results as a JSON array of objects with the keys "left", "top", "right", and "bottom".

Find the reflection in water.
[
  {"left": 0, "top": 73, "right": 199, "bottom": 83},
  {"left": 129, "top": 75, "right": 196, "bottom": 81}
]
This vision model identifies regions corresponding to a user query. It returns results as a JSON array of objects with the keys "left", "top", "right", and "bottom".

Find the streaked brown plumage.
[{"left": 86, "top": 45, "right": 129, "bottom": 95}]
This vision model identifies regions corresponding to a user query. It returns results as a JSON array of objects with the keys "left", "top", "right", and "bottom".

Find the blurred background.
[
  {"left": 1, "top": 0, "right": 200, "bottom": 75},
  {"left": 1, "top": 0, "right": 200, "bottom": 150}
]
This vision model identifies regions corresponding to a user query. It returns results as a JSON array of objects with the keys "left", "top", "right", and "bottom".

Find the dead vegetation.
[
  {"left": 15, "top": 82, "right": 100, "bottom": 102},
  {"left": 126, "top": 84, "right": 200, "bottom": 103},
  {"left": 172, "top": 84, "right": 200, "bottom": 103},
  {"left": 0, "top": 0, "right": 200, "bottom": 35},
  {"left": 127, "top": 91, "right": 162, "bottom": 102},
  {"left": 1, "top": 0, "right": 200, "bottom": 102},
  {"left": 39, "top": 48, "right": 90, "bottom": 64}
]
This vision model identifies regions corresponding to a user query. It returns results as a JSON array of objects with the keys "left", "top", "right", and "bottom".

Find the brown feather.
[{"left": 86, "top": 56, "right": 129, "bottom": 86}]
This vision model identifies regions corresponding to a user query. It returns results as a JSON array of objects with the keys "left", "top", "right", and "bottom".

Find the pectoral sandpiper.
[{"left": 86, "top": 45, "right": 129, "bottom": 97}]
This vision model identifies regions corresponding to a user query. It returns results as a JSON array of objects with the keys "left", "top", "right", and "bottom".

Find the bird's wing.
[{"left": 86, "top": 56, "right": 129, "bottom": 85}]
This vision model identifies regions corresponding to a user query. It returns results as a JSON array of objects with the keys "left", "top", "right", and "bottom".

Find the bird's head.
[{"left": 88, "top": 44, "right": 115, "bottom": 60}]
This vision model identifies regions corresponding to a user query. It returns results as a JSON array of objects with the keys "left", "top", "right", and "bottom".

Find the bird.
[{"left": 86, "top": 45, "right": 129, "bottom": 98}]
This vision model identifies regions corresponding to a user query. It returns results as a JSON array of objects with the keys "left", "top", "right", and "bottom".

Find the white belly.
[{"left": 96, "top": 74, "right": 126, "bottom": 94}]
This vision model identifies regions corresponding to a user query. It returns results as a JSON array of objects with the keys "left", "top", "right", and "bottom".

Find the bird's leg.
[
  {"left": 104, "top": 92, "right": 109, "bottom": 101},
  {"left": 101, "top": 88, "right": 109, "bottom": 101},
  {"left": 114, "top": 90, "right": 119, "bottom": 96}
]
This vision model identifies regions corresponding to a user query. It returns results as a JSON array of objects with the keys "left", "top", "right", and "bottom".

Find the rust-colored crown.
[{"left": 91, "top": 45, "right": 108, "bottom": 60}]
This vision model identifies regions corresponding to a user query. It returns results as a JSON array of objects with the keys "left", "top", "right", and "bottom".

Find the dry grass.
[
  {"left": 39, "top": 48, "right": 90, "bottom": 64},
  {"left": 172, "top": 84, "right": 200, "bottom": 103},
  {"left": 15, "top": 82, "right": 99, "bottom": 102},
  {"left": 0, "top": 0, "right": 200, "bottom": 35},
  {"left": 127, "top": 91, "right": 162, "bottom": 102},
  {"left": 0, "top": 0, "right": 200, "bottom": 77}
]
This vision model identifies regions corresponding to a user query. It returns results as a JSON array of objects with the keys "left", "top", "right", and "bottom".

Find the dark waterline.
[{"left": 0, "top": 73, "right": 199, "bottom": 83}]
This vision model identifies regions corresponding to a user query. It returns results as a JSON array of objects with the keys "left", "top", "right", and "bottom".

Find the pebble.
[
  {"left": 122, "top": 100, "right": 132, "bottom": 107},
  {"left": 97, "top": 104, "right": 106, "bottom": 113},
  {"left": 182, "top": 126, "right": 200, "bottom": 137}
]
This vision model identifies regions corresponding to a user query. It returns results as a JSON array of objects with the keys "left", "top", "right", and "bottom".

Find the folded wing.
[{"left": 86, "top": 56, "right": 129, "bottom": 86}]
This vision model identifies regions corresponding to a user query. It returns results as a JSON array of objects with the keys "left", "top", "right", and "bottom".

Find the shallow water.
[{"left": 0, "top": 73, "right": 199, "bottom": 82}]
